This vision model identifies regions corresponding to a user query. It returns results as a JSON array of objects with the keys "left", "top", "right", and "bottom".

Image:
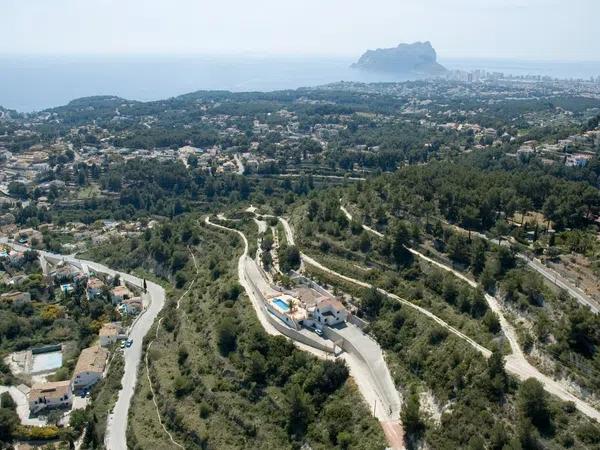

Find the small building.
[
  {"left": 119, "top": 297, "right": 143, "bottom": 315},
  {"left": 7, "top": 251, "right": 25, "bottom": 267},
  {"left": 60, "top": 283, "right": 74, "bottom": 294},
  {"left": 111, "top": 285, "right": 133, "bottom": 304},
  {"left": 14, "top": 228, "right": 43, "bottom": 244},
  {"left": 28, "top": 380, "right": 72, "bottom": 413},
  {"left": 99, "top": 322, "right": 124, "bottom": 347},
  {"left": 87, "top": 277, "right": 105, "bottom": 299},
  {"left": 72, "top": 346, "right": 108, "bottom": 391},
  {"left": 314, "top": 298, "right": 348, "bottom": 327},
  {"left": 50, "top": 264, "right": 80, "bottom": 283},
  {"left": 566, "top": 153, "right": 593, "bottom": 167}
]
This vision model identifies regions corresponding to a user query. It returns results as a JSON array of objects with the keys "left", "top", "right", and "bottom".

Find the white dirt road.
[{"left": 334, "top": 206, "right": 600, "bottom": 421}]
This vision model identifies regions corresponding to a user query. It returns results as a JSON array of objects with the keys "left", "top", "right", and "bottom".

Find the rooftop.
[
  {"left": 99, "top": 322, "right": 121, "bottom": 337},
  {"left": 29, "top": 380, "right": 71, "bottom": 401},
  {"left": 73, "top": 346, "right": 108, "bottom": 375},
  {"left": 317, "top": 297, "right": 345, "bottom": 311}
]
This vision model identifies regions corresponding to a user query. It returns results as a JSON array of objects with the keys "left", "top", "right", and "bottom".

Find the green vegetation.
[
  {"left": 0, "top": 252, "right": 118, "bottom": 357},
  {"left": 127, "top": 225, "right": 385, "bottom": 449},
  {"left": 2, "top": 78, "right": 600, "bottom": 450},
  {"left": 279, "top": 244, "right": 301, "bottom": 273}
]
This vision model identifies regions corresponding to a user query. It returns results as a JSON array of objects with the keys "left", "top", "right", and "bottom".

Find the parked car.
[
  {"left": 126, "top": 339, "right": 133, "bottom": 348},
  {"left": 314, "top": 328, "right": 323, "bottom": 337}
]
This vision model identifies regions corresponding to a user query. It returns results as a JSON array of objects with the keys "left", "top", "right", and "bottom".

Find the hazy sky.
[{"left": 3, "top": 0, "right": 599, "bottom": 60}]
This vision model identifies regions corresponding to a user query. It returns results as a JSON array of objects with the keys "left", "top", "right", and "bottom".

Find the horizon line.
[{"left": 0, "top": 52, "right": 599, "bottom": 65}]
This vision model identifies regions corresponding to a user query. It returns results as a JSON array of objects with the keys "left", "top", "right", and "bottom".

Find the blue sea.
[{"left": 1, "top": 55, "right": 599, "bottom": 112}]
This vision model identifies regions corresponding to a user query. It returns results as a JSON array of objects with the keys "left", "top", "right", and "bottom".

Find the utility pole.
[{"left": 373, "top": 399, "right": 377, "bottom": 417}]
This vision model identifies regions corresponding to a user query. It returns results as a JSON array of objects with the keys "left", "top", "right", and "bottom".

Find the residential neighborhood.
[{"left": 0, "top": 247, "right": 145, "bottom": 432}]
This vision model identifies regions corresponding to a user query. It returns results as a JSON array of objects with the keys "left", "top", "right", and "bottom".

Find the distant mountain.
[{"left": 351, "top": 41, "right": 447, "bottom": 77}]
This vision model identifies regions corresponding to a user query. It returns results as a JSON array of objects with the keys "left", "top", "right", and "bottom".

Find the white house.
[
  {"left": 314, "top": 298, "right": 347, "bottom": 327},
  {"left": 72, "top": 346, "right": 108, "bottom": 391},
  {"left": 28, "top": 380, "right": 72, "bottom": 413}
]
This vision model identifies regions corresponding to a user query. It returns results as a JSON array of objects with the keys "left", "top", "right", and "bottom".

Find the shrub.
[
  {"left": 173, "top": 375, "right": 193, "bottom": 397},
  {"left": 216, "top": 318, "right": 238, "bottom": 355},
  {"left": 518, "top": 378, "right": 550, "bottom": 430}
]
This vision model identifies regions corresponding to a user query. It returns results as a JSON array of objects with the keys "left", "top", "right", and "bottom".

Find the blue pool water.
[
  {"left": 31, "top": 351, "right": 63, "bottom": 373},
  {"left": 273, "top": 298, "right": 290, "bottom": 312}
]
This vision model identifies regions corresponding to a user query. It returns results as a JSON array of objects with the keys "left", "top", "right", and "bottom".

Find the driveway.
[
  {"left": 0, "top": 384, "right": 46, "bottom": 427},
  {"left": 328, "top": 323, "right": 402, "bottom": 419}
]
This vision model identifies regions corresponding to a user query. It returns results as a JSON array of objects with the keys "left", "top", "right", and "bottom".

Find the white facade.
[
  {"left": 72, "top": 346, "right": 108, "bottom": 391},
  {"left": 314, "top": 299, "right": 348, "bottom": 327},
  {"left": 72, "top": 370, "right": 102, "bottom": 390},
  {"left": 28, "top": 381, "right": 72, "bottom": 413}
]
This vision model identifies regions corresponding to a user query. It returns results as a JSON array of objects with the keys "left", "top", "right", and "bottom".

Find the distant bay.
[{"left": 1, "top": 54, "right": 599, "bottom": 112}]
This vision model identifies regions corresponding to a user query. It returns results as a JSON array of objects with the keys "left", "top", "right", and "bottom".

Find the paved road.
[
  {"left": 331, "top": 323, "right": 402, "bottom": 418},
  {"left": 104, "top": 272, "right": 165, "bottom": 450},
  {"left": 206, "top": 216, "right": 406, "bottom": 449},
  {"left": 277, "top": 174, "right": 367, "bottom": 181},
  {"left": 0, "top": 239, "right": 167, "bottom": 450}
]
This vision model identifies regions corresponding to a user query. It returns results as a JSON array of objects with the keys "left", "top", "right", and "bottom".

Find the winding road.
[
  {"left": 205, "top": 216, "right": 406, "bottom": 449},
  {"left": 286, "top": 208, "right": 600, "bottom": 421},
  {"left": 0, "top": 240, "right": 167, "bottom": 450},
  {"left": 433, "top": 211, "right": 598, "bottom": 313}
]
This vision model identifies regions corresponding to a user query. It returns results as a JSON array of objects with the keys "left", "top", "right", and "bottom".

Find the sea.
[{"left": 1, "top": 54, "right": 600, "bottom": 112}]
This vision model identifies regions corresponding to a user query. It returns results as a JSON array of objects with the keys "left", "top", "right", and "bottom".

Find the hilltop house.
[
  {"left": 72, "top": 346, "right": 108, "bottom": 391},
  {"left": 28, "top": 380, "right": 73, "bottom": 413},
  {"left": 314, "top": 298, "right": 348, "bottom": 327}
]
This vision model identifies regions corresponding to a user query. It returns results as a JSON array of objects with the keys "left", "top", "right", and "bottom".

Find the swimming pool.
[
  {"left": 31, "top": 351, "right": 63, "bottom": 373},
  {"left": 273, "top": 298, "right": 290, "bottom": 312}
]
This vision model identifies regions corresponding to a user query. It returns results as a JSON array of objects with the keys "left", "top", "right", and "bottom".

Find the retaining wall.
[
  {"left": 245, "top": 264, "right": 335, "bottom": 354},
  {"left": 264, "top": 310, "right": 335, "bottom": 354}
]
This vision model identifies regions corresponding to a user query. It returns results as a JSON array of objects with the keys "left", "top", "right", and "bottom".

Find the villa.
[
  {"left": 119, "top": 297, "right": 143, "bottom": 315},
  {"left": 49, "top": 264, "right": 80, "bottom": 283},
  {"left": 314, "top": 297, "right": 347, "bottom": 326},
  {"left": 266, "top": 289, "right": 348, "bottom": 330},
  {"left": 72, "top": 346, "right": 108, "bottom": 391},
  {"left": 28, "top": 380, "right": 72, "bottom": 413}
]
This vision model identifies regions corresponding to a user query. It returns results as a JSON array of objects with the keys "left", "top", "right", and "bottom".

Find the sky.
[{"left": 2, "top": 0, "right": 599, "bottom": 61}]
